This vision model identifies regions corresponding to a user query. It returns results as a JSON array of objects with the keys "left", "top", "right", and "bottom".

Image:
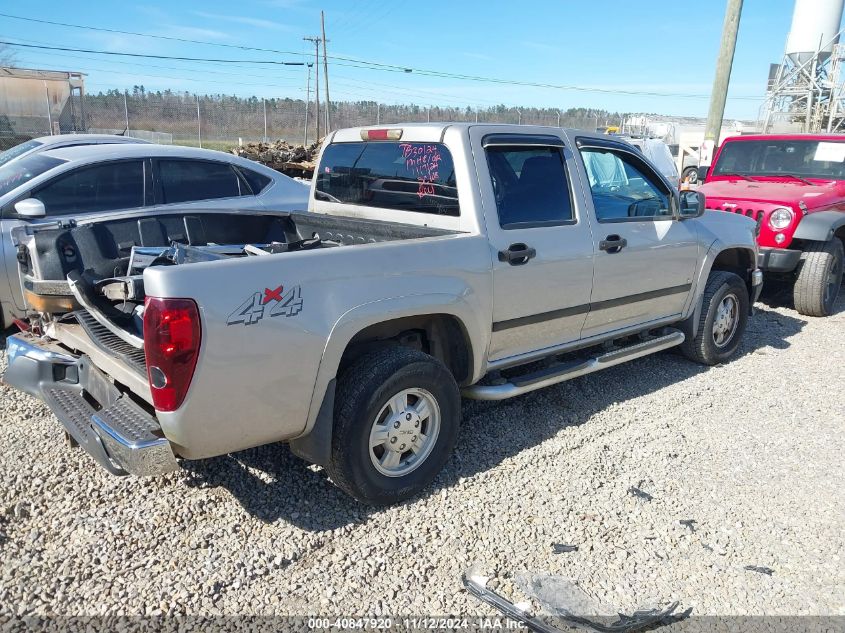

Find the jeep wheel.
[
  {"left": 793, "top": 239, "right": 843, "bottom": 317},
  {"left": 682, "top": 166, "right": 698, "bottom": 184},
  {"left": 682, "top": 271, "right": 749, "bottom": 365},
  {"left": 327, "top": 347, "right": 460, "bottom": 505}
]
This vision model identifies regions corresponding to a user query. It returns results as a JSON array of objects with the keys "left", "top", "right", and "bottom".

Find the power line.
[
  {"left": 8, "top": 38, "right": 303, "bottom": 80},
  {"left": 0, "top": 41, "right": 306, "bottom": 66},
  {"left": 0, "top": 14, "right": 766, "bottom": 101},
  {"left": 13, "top": 56, "right": 305, "bottom": 91},
  {"left": 10, "top": 35, "right": 488, "bottom": 106},
  {"left": 0, "top": 12, "right": 310, "bottom": 58},
  {"left": 2, "top": 39, "right": 762, "bottom": 101}
]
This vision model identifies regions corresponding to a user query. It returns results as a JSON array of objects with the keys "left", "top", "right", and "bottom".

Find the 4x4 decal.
[{"left": 227, "top": 284, "right": 303, "bottom": 326}]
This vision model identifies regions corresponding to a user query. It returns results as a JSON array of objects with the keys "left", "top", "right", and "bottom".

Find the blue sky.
[{"left": 1, "top": 0, "right": 807, "bottom": 119}]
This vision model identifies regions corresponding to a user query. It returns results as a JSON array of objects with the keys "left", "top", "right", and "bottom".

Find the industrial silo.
[
  {"left": 785, "top": 0, "right": 845, "bottom": 64},
  {"left": 763, "top": 0, "right": 845, "bottom": 132}
]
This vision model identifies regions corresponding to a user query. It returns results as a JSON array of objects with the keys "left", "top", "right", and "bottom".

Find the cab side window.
[
  {"left": 486, "top": 145, "right": 574, "bottom": 229},
  {"left": 33, "top": 160, "right": 145, "bottom": 215},
  {"left": 580, "top": 147, "right": 671, "bottom": 221}
]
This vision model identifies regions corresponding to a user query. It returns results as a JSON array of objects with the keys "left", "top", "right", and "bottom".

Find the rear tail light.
[
  {"left": 360, "top": 128, "right": 403, "bottom": 140},
  {"left": 143, "top": 297, "right": 201, "bottom": 412}
]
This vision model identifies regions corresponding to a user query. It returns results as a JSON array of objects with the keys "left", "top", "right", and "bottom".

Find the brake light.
[
  {"left": 143, "top": 297, "right": 201, "bottom": 412},
  {"left": 360, "top": 128, "right": 402, "bottom": 141}
]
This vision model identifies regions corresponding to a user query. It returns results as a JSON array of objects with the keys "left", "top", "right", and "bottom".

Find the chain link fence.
[{"left": 2, "top": 88, "right": 618, "bottom": 151}]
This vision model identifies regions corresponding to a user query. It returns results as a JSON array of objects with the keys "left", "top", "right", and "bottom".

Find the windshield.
[
  {"left": 0, "top": 139, "right": 43, "bottom": 168},
  {"left": 713, "top": 139, "right": 845, "bottom": 180},
  {"left": 0, "top": 154, "right": 66, "bottom": 198}
]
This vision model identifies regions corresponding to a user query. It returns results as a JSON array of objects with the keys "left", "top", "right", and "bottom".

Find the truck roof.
[{"left": 330, "top": 122, "right": 613, "bottom": 144}]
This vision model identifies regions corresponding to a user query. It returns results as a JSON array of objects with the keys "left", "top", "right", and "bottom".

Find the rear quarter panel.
[{"left": 143, "top": 233, "right": 492, "bottom": 459}]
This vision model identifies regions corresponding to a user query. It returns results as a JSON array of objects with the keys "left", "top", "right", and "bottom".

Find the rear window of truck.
[{"left": 315, "top": 141, "right": 459, "bottom": 216}]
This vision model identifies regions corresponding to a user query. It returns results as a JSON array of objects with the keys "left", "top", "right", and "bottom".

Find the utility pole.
[
  {"left": 262, "top": 97, "right": 267, "bottom": 142},
  {"left": 44, "top": 83, "right": 53, "bottom": 135},
  {"left": 304, "top": 36, "right": 321, "bottom": 140},
  {"left": 304, "top": 63, "right": 312, "bottom": 146},
  {"left": 703, "top": 0, "right": 744, "bottom": 165},
  {"left": 321, "top": 11, "right": 331, "bottom": 133},
  {"left": 196, "top": 94, "right": 202, "bottom": 148}
]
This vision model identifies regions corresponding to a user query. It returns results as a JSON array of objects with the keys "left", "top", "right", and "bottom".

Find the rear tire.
[
  {"left": 327, "top": 347, "right": 461, "bottom": 505},
  {"left": 682, "top": 271, "right": 749, "bottom": 365},
  {"left": 793, "top": 239, "right": 843, "bottom": 317}
]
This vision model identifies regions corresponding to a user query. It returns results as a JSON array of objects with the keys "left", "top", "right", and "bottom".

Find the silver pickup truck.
[{"left": 3, "top": 124, "right": 763, "bottom": 505}]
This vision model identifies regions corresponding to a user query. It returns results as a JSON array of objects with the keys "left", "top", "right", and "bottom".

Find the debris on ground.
[
  {"left": 552, "top": 543, "right": 579, "bottom": 554},
  {"left": 744, "top": 565, "right": 775, "bottom": 576},
  {"left": 464, "top": 569, "right": 684, "bottom": 633},
  {"left": 517, "top": 573, "right": 686, "bottom": 632},
  {"left": 231, "top": 139, "right": 322, "bottom": 178},
  {"left": 627, "top": 486, "right": 654, "bottom": 501},
  {"left": 679, "top": 519, "right": 697, "bottom": 532},
  {"left": 463, "top": 569, "right": 563, "bottom": 633}
]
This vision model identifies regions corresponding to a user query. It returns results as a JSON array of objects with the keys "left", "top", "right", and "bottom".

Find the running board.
[{"left": 463, "top": 329, "right": 685, "bottom": 401}]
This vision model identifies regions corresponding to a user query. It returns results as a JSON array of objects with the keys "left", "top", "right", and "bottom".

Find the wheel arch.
[
  {"left": 792, "top": 210, "right": 845, "bottom": 242},
  {"left": 681, "top": 243, "right": 756, "bottom": 340},
  {"left": 835, "top": 223, "right": 845, "bottom": 249},
  {"left": 290, "top": 294, "right": 485, "bottom": 466}
]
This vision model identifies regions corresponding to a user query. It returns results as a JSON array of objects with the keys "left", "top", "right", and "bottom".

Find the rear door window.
[
  {"left": 32, "top": 160, "right": 145, "bottom": 215},
  {"left": 158, "top": 159, "right": 247, "bottom": 204},
  {"left": 485, "top": 145, "right": 574, "bottom": 228},
  {"left": 315, "top": 141, "right": 459, "bottom": 216}
]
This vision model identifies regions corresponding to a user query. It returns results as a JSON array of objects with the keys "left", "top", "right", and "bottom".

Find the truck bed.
[
  {"left": 19, "top": 209, "right": 456, "bottom": 285},
  {"left": 18, "top": 208, "right": 457, "bottom": 317}
]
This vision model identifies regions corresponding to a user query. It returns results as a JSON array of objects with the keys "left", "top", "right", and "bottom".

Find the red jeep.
[{"left": 699, "top": 134, "right": 845, "bottom": 316}]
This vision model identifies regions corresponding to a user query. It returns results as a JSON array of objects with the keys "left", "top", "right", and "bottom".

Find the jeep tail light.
[{"left": 143, "top": 297, "right": 201, "bottom": 412}]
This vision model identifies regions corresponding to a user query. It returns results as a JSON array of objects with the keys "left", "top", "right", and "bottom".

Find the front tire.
[
  {"left": 793, "top": 239, "right": 843, "bottom": 317},
  {"left": 682, "top": 166, "right": 699, "bottom": 184},
  {"left": 327, "top": 347, "right": 461, "bottom": 505},
  {"left": 682, "top": 271, "right": 749, "bottom": 365}
]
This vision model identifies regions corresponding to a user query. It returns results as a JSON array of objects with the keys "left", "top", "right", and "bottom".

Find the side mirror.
[
  {"left": 696, "top": 165, "right": 710, "bottom": 183},
  {"left": 14, "top": 198, "right": 46, "bottom": 219},
  {"left": 679, "top": 190, "right": 706, "bottom": 218}
]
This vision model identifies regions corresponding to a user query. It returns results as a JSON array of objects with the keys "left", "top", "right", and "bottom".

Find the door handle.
[
  {"left": 498, "top": 243, "right": 536, "bottom": 265},
  {"left": 599, "top": 234, "right": 627, "bottom": 253}
]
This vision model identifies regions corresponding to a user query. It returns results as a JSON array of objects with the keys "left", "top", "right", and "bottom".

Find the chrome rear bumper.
[{"left": 3, "top": 334, "right": 178, "bottom": 477}]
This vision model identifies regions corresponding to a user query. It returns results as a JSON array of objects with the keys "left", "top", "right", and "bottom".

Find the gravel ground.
[{"left": 1, "top": 291, "right": 843, "bottom": 620}]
